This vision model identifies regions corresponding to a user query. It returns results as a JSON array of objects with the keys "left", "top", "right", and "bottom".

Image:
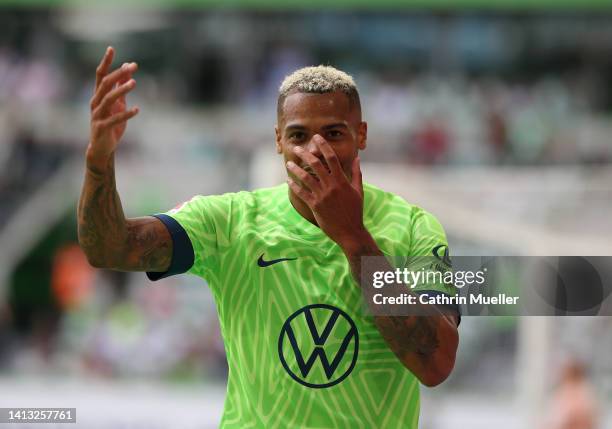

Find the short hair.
[{"left": 277, "top": 65, "right": 361, "bottom": 118}]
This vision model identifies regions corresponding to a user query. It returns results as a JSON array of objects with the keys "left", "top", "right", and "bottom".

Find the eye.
[
  {"left": 327, "top": 130, "right": 343, "bottom": 138},
  {"left": 289, "top": 132, "right": 305, "bottom": 141}
]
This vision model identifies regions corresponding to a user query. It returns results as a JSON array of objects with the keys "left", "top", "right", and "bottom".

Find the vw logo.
[{"left": 278, "top": 304, "right": 359, "bottom": 389}]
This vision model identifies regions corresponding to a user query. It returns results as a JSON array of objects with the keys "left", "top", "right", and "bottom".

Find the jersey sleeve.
[
  {"left": 406, "top": 208, "right": 457, "bottom": 298},
  {"left": 146, "top": 194, "right": 233, "bottom": 283}
]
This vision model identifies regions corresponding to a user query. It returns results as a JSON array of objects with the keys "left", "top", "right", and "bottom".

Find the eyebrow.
[
  {"left": 322, "top": 123, "right": 349, "bottom": 130},
  {"left": 284, "top": 123, "right": 349, "bottom": 132},
  {"left": 285, "top": 124, "right": 306, "bottom": 132}
]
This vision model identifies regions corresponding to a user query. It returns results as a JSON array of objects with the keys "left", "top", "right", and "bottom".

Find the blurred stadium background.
[{"left": 1, "top": 2, "right": 612, "bottom": 428}]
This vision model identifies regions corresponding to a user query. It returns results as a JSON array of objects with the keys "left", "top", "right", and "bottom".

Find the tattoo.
[
  {"left": 78, "top": 156, "right": 171, "bottom": 271},
  {"left": 343, "top": 234, "right": 449, "bottom": 365},
  {"left": 373, "top": 315, "right": 440, "bottom": 360},
  {"left": 125, "top": 217, "right": 172, "bottom": 271}
]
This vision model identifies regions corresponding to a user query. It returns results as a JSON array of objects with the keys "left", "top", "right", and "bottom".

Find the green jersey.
[{"left": 148, "top": 182, "right": 455, "bottom": 428}]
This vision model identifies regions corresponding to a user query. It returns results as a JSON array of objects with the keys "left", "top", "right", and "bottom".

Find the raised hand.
[{"left": 88, "top": 47, "right": 139, "bottom": 169}]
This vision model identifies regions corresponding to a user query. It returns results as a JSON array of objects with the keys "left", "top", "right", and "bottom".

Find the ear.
[
  {"left": 275, "top": 125, "right": 282, "bottom": 154},
  {"left": 357, "top": 121, "right": 367, "bottom": 151}
]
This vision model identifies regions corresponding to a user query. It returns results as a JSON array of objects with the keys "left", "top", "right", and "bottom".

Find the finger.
[
  {"left": 314, "top": 135, "right": 343, "bottom": 179},
  {"left": 94, "top": 62, "right": 137, "bottom": 105},
  {"left": 94, "top": 79, "right": 136, "bottom": 118},
  {"left": 118, "top": 64, "right": 133, "bottom": 84},
  {"left": 117, "top": 66, "right": 134, "bottom": 106},
  {"left": 286, "top": 160, "right": 321, "bottom": 193},
  {"left": 351, "top": 156, "right": 363, "bottom": 194},
  {"left": 90, "top": 62, "right": 138, "bottom": 111},
  {"left": 95, "top": 46, "right": 114, "bottom": 91},
  {"left": 288, "top": 178, "right": 314, "bottom": 206},
  {"left": 293, "top": 145, "right": 330, "bottom": 183},
  {"left": 99, "top": 106, "right": 139, "bottom": 129},
  {"left": 94, "top": 78, "right": 135, "bottom": 118}
]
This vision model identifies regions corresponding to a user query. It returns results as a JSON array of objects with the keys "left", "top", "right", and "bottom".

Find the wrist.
[
  {"left": 338, "top": 228, "right": 379, "bottom": 257},
  {"left": 85, "top": 144, "right": 113, "bottom": 175}
]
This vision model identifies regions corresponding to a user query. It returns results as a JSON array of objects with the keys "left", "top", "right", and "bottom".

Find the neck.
[{"left": 288, "top": 187, "right": 318, "bottom": 226}]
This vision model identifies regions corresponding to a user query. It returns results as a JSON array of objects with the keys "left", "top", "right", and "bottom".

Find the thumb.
[{"left": 351, "top": 156, "right": 363, "bottom": 193}]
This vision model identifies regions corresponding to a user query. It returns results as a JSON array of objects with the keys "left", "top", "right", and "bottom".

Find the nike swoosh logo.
[{"left": 257, "top": 254, "right": 297, "bottom": 267}]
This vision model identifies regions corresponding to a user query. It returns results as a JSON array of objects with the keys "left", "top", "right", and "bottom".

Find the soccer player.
[{"left": 78, "top": 47, "right": 459, "bottom": 428}]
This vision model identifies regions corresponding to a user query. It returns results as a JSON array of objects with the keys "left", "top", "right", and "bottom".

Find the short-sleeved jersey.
[{"left": 147, "top": 182, "right": 455, "bottom": 428}]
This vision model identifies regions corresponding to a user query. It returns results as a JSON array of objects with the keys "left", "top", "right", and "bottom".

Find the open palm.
[{"left": 88, "top": 48, "right": 139, "bottom": 162}]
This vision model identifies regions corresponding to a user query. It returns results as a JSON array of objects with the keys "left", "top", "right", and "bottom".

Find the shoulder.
[
  {"left": 170, "top": 184, "right": 286, "bottom": 214},
  {"left": 248, "top": 183, "right": 287, "bottom": 202},
  {"left": 229, "top": 183, "right": 287, "bottom": 212},
  {"left": 363, "top": 183, "right": 447, "bottom": 256},
  {"left": 363, "top": 182, "right": 437, "bottom": 222},
  {"left": 363, "top": 182, "right": 446, "bottom": 237}
]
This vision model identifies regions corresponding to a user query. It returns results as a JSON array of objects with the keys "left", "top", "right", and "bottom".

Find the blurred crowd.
[{"left": 4, "top": 227, "right": 227, "bottom": 381}]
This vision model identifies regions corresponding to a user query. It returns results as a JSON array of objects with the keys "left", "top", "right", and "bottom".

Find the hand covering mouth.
[
  {"left": 302, "top": 166, "right": 317, "bottom": 177},
  {"left": 302, "top": 164, "right": 330, "bottom": 176}
]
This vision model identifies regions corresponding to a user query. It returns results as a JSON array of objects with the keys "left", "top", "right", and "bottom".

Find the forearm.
[
  {"left": 342, "top": 230, "right": 458, "bottom": 386},
  {"left": 370, "top": 306, "right": 458, "bottom": 386},
  {"left": 77, "top": 149, "right": 129, "bottom": 268}
]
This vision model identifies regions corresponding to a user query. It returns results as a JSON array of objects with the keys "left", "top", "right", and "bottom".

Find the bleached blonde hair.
[{"left": 277, "top": 65, "right": 361, "bottom": 116}]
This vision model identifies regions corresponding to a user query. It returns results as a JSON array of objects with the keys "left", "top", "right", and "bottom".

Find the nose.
[{"left": 306, "top": 134, "right": 324, "bottom": 157}]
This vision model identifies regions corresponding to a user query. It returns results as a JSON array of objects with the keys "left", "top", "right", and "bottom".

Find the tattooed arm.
[
  {"left": 78, "top": 47, "right": 171, "bottom": 272},
  {"left": 343, "top": 232, "right": 459, "bottom": 387},
  {"left": 78, "top": 156, "right": 171, "bottom": 271}
]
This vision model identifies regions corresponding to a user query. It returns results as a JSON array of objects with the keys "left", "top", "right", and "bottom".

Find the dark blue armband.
[{"left": 146, "top": 214, "right": 195, "bottom": 281}]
